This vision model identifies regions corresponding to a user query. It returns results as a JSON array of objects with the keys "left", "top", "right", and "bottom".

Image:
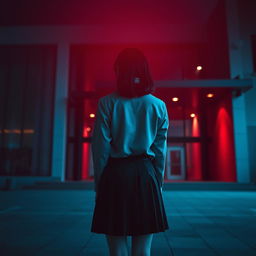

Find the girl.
[{"left": 91, "top": 48, "right": 169, "bottom": 256}]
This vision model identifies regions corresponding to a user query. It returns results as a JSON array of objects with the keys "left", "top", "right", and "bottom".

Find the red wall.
[{"left": 205, "top": 91, "right": 236, "bottom": 181}]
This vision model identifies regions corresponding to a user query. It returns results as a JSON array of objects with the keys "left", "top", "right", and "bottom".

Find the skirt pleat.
[{"left": 90, "top": 155, "right": 169, "bottom": 236}]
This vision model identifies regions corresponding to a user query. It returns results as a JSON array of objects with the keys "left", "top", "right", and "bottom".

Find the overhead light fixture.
[
  {"left": 206, "top": 93, "right": 214, "bottom": 98},
  {"left": 196, "top": 66, "right": 203, "bottom": 71},
  {"left": 190, "top": 113, "right": 196, "bottom": 118},
  {"left": 89, "top": 113, "right": 95, "bottom": 118},
  {"left": 172, "top": 97, "right": 179, "bottom": 102}
]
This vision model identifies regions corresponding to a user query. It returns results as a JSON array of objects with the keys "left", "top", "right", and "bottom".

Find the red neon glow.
[
  {"left": 191, "top": 115, "right": 202, "bottom": 180},
  {"left": 215, "top": 106, "right": 236, "bottom": 181},
  {"left": 185, "top": 113, "right": 202, "bottom": 181},
  {"left": 82, "top": 128, "right": 90, "bottom": 180}
]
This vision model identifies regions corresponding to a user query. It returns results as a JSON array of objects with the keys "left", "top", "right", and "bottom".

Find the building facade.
[{"left": 0, "top": 0, "right": 256, "bottom": 187}]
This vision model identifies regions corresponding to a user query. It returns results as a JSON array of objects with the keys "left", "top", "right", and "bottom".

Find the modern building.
[{"left": 0, "top": 0, "right": 256, "bottom": 188}]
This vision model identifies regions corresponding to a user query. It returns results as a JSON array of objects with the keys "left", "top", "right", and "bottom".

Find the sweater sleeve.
[
  {"left": 151, "top": 102, "right": 169, "bottom": 188},
  {"left": 91, "top": 98, "right": 112, "bottom": 193}
]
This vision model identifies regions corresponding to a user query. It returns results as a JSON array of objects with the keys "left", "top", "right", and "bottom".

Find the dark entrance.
[
  {"left": 65, "top": 91, "right": 96, "bottom": 181},
  {"left": 65, "top": 45, "right": 114, "bottom": 181}
]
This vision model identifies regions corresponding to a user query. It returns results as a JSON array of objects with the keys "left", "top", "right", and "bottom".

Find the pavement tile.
[
  {"left": 166, "top": 237, "right": 209, "bottom": 249},
  {"left": 0, "top": 189, "right": 256, "bottom": 256},
  {"left": 172, "top": 248, "right": 219, "bottom": 256}
]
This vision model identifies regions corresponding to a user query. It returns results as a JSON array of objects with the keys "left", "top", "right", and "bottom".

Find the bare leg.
[
  {"left": 105, "top": 235, "right": 129, "bottom": 256},
  {"left": 131, "top": 233, "right": 153, "bottom": 256}
]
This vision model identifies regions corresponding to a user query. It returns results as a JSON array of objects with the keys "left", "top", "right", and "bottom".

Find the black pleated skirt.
[{"left": 90, "top": 154, "right": 169, "bottom": 236}]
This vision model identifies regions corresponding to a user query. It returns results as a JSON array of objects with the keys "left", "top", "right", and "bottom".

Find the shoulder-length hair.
[{"left": 113, "top": 48, "right": 155, "bottom": 98}]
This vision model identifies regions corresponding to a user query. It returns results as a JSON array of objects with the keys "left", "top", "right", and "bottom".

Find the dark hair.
[{"left": 114, "top": 48, "right": 155, "bottom": 98}]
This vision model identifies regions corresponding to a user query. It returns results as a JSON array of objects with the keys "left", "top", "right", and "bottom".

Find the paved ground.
[{"left": 0, "top": 189, "right": 256, "bottom": 256}]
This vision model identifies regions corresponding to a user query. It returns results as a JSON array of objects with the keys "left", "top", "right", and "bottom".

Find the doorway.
[{"left": 166, "top": 146, "right": 186, "bottom": 180}]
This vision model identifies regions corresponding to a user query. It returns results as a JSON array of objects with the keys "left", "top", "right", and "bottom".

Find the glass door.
[
  {"left": 166, "top": 146, "right": 185, "bottom": 180},
  {"left": 65, "top": 91, "right": 97, "bottom": 181}
]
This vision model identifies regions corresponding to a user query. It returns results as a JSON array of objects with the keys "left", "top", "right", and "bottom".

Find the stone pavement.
[{"left": 0, "top": 189, "right": 256, "bottom": 256}]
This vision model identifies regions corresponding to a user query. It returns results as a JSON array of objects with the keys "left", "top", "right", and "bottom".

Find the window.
[{"left": 0, "top": 45, "right": 57, "bottom": 176}]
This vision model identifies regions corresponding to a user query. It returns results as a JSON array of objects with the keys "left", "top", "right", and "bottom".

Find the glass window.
[{"left": 0, "top": 46, "right": 57, "bottom": 176}]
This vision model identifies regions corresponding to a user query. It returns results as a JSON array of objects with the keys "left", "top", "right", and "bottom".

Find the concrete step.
[
  {"left": 22, "top": 180, "right": 256, "bottom": 191},
  {"left": 23, "top": 180, "right": 94, "bottom": 190}
]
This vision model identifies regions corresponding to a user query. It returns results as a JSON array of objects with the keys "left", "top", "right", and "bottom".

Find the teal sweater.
[{"left": 91, "top": 91, "right": 169, "bottom": 192}]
